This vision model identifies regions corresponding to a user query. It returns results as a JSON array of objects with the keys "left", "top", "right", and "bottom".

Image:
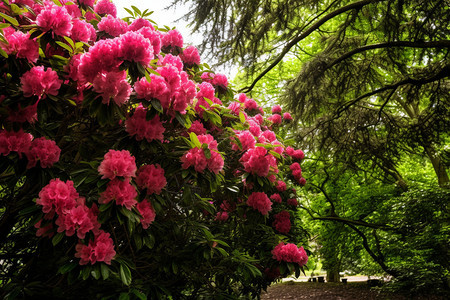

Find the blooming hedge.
[{"left": 0, "top": 0, "right": 308, "bottom": 298}]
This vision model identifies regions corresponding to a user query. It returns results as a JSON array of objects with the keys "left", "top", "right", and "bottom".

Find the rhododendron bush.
[{"left": 0, "top": 1, "right": 309, "bottom": 298}]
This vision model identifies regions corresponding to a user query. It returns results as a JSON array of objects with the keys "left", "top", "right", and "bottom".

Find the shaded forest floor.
[{"left": 260, "top": 282, "right": 448, "bottom": 300}]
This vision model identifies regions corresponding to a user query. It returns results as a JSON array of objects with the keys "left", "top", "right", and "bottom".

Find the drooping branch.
[
  {"left": 327, "top": 40, "right": 450, "bottom": 70},
  {"left": 239, "top": 0, "right": 385, "bottom": 93},
  {"left": 335, "top": 63, "right": 450, "bottom": 117}
]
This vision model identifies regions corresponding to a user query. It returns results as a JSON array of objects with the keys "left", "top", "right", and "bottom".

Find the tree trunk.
[
  {"left": 326, "top": 267, "right": 340, "bottom": 282},
  {"left": 423, "top": 145, "right": 449, "bottom": 187}
]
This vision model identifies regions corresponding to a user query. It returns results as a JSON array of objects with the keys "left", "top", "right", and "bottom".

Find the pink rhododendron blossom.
[
  {"left": 118, "top": 31, "right": 153, "bottom": 66},
  {"left": 7, "top": 104, "right": 38, "bottom": 123},
  {"left": 99, "top": 179, "right": 138, "bottom": 210},
  {"left": 94, "top": 0, "right": 117, "bottom": 17},
  {"left": 97, "top": 15, "right": 128, "bottom": 37},
  {"left": 272, "top": 242, "right": 308, "bottom": 266},
  {"left": 161, "top": 29, "right": 183, "bottom": 52},
  {"left": 268, "top": 114, "right": 282, "bottom": 125},
  {"left": 125, "top": 105, "right": 166, "bottom": 142},
  {"left": 36, "top": 2, "right": 73, "bottom": 36},
  {"left": 56, "top": 199, "right": 98, "bottom": 239},
  {"left": 61, "top": 0, "right": 82, "bottom": 17},
  {"left": 137, "top": 200, "right": 156, "bottom": 229},
  {"left": 0, "top": 28, "right": 39, "bottom": 62},
  {"left": 286, "top": 146, "right": 305, "bottom": 161},
  {"left": 136, "top": 164, "right": 167, "bottom": 195},
  {"left": 212, "top": 73, "right": 228, "bottom": 89},
  {"left": 276, "top": 180, "right": 287, "bottom": 192},
  {"left": 247, "top": 192, "right": 272, "bottom": 215},
  {"left": 290, "top": 162, "right": 302, "bottom": 181},
  {"left": 98, "top": 149, "right": 137, "bottom": 180},
  {"left": 227, "top": 101, "right": 242, "bottom": 116},
  {"left": 271, "top": 105, "right": 282, "bottom": 114},
  {"left": 270, "top": 193, "right": 282, "bottom": 204},
  {"left": 92, "top": 70, "right": 131, "bottom": 106},
  {"left": 240, "top": 147, "right": 275, "bottom": 177},
  {"left": 70, "top": 18, "right": 96, "bottom": 42},
  {"left": 0, "top": 129, "right": 33, "bottom": 157},
  {"left": 248, "top": 120, "right": 262, "bottom": 137},
  {"left": 138, "top": 27, "right": 161, "bottom": 54},
  {"left": 172, "top": 72, "right": 196, "bottom": 113},
  {"left": 134, "top": 75, "right": 170, "bottom": 106},
  {"left": 272, "top": 211, "right": 291, "bottom": 233},
  {"left": 283, "top": 112, "right": 293, "bottom": 121},
  {"left": 128, "top": 18, "right": 154, "bottom": 31},
  {"left": 215, "top": 211, "right": 229, "bottom": 222},
  {"left": 232, "top": 130, "right": 256, "bottom": 152},
  {"left": 159, "top": 54, "right": 184, "bottom": 72},
  {"left": 21, "top": 66, "right": 62, "bottom": 98},
  {"left": 34, "top": 219, "right": 54, "bottom": 238},
  {"left": 298, "top": 177, "right": 307, "bottom": 186},
  {"left": 75, "top": 230, "right": 116, "bottom": 265},
  {"left": 26, "top": 137, "right": 61, "bottom": 168},
  {"left": 180, "top": 45, "right": 201, "bottom": 67},
  {"left": 244, "top": 98, "right": 259, "bottom": 111},
  {"left": 287, "top": 198, "right": 298, "bottom": 206},
  {"left": 188, "top": 120, "right": 207, "bottom": 135},
  {"left": 181, "top": 134, "right": 224, "bottom": 174},
  {"left": 261, "top": 130, "right": 277, "bottom": 143},
  {"left": 157, "top": 65, "right": 181, "bottom": 92},
  {"left": 195, "top": 82, "right": 222, "bottom": 116},
  {"left": 78, "top": 39, "right": 121, "bottom": 82},
  {"left": 78, "top": 0, "right": 96, "bottom": 6},
  {"left": 36, "top": 179, "right": 79, "bottom": 215}
]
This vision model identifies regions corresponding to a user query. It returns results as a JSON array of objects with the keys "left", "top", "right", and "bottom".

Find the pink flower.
[
  {"left": 283, "top": 112, "right": 293, "bottom": 121},
  {"left": 180, "top": 45, "right": 201, "bottom": 66},
  {"left": 75, "top": 230, "right": 116, "bottom": 265},
  {"left": 270, "top": 193, "right": 282, "bottom": 204},
  {"left": 125, "top": 105, "right": 166, "bottom": 142},
  {"left": 276, "top": 180, "right": 286, "bottom": 192},
  {"left": 98, "top": 149, "right": 137, "bottom": 180},
  {"left": 181, "top": 134, "right": 224, "bottom": 174},
  {"left": 286, "top": 146, "right": 305, "bottom": 161},
  {"left": 227, "top": 101, "right": 242, "bottom": 116},
  {"left": 36, "top": 2, "right": 73, "bottom": 36},
  {"left": 272, "top": 211, "right": 291, "bottom": 233},
  {"left": 118, "top": 31, "right": 153, "bottom": 66},
  {"left": 7, "top": 103, "right": 38, "bottom": 123},
  {"left": 298, "top": 177, "right": 307, "bottom": 186},
  {"left": 271, "top": 105, "right": 282, "bottom": 114},
  {"left": 136, "top": 164, "right": 167, "bottom": 195},
  {"left": 240, "top": 147, "right": 275, "bottom": 177},
  {"left": 99, "top": 179, "right": 138, "bottom": 210},
  {"left": 188, "top": 120, "right": 207, "bottom": 135},
  {"left": 25, "top": 137, "right": 61, "bottom": 168},
  {"left": 0, "top": 129, "right": 33, "bottom": 157},
  {"left": 161, "top": 29, "right": 183, "bottom": 53},
  {"left": 92, "top": 70, "right": 131, "bottom": 106},
  {"left": 212, "top": 73, "right": 228, "bottom": 89},
  {"left": 159, "top": 54, "right": 184, "bottom": 72},
  {"left": 78, "top": 0, "right": 96, "bottom": 6},
  {"left": 34, "top": 219, "right": 54, "bottom": 238},
  {"left": 247, "top": 192, "right": 272, "bottom": 215},
  {"left": 71, "top": 19, "right": 96, "bottom": 42},
  {"left": 272, "top": 242, "right": 308, "bottom": 266},
  {"left": 56, "top": 199, "right": 98, "bottom": 239},
  {"left": 268, "top": 114, "right": 282, "bottom": 125},
  {"left": 97, "top": 15, "right": 128, "bottom": 37},
  {"left": 78, "top": 39, "right": 121, "bottom": 82},
  {"left": 232, "top": 130, "right": 256, "bottom": 152},
  {"left": 137, "top": 27, "right": 161, "bottom": 54},
  {"left": 215, "top": 211, "right": 229, "bottom": 222},
  {"left": 0, "top": 28, "right": 39, "bottom": 62},
  {"left": 36, "top": 179, "right": 79, "bottom": 215},
  {"left": 21, "top": 66, "right": 62, "bottom": 98},
  {"left": 94, "top": 0, "right": 117, "bottom": 17},
  {"left": 290, "top": 162, "right": 302, "bottom": 181},
  {"left": 287, "top": 198, "right": 298, "bottom": 206},
  {"left": 128, "top": 18, "right": 154, "bottom": 31},
  {"left": 244, "top": 98, "right": 259, "bottom": 111},
  {"left": 137, "top": 200, "right": 156, "bottom": 229},
  {"left": 134, "top": 76, "right": 170, "bottom": 107}
]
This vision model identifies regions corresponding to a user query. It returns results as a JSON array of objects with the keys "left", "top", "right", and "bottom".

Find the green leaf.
[
  {"left": 119, "top": 264, "right": 132, "bottom": 286},
  {"left": 63, "top": 36, "right": 75, "bottom": 49},
  {"left": 119, "top": 293, "right": 130, "bottom": 300},
  {"left": 52, "top": 232, "right": 64, "bottom": 246},
  {"left": 123, "top": 7, "right": 134, "bottom": 17},
  {"left": 91, "top": 265, "right": 101, "bottom": 280},
  {"left": 57, "top": 262, "right": 77, "bottom": 274},
  {"left": 151, "top": 99, "right": 163, "bottom": 113},
  {"left": 131, "top": 288, "right": 147, "bottom": 300},
  {"left": 55, "top": 41, "right": 73, "bottom": 54},
  {"left": 0, "top": 47, "right": 8, "bottom": 58},
  {"left": 131, "top": 5, "right": 142, "bottom": 16},
  {"left": 0, "top": 12, "right": 19, "bottom": 26},
  {"left": 189, "top": 132, "right": 202, "bottom": 148},
  {"left": 0, "top": 23, "right": 10, "bottom": 28},
  {"left": 100, "top": 263, "right": 110, "bottom": 280},
  {"left": 239, "top": 111, "right": 246, "bottom": 123}
]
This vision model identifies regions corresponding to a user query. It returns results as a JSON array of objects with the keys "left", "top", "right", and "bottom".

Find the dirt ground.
[{"left": 260, "top": 281, "right": 447, "bottom": 300}]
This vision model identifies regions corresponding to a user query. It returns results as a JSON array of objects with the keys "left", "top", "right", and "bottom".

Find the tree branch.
[
  {"left": 239, "top": 0, "right": 385, "bottom": 93},
  {"left": 327, "top": 40, "right": 450, "bottom": 70}
]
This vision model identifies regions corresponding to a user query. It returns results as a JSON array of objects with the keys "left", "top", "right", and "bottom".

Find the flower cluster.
[
  {"left": 125, "top": 105, "right": 166, "bottom": 142},
  {"left": 272, "top": 211, "right": 291, "bottom": 233},
  {"left": 181, "top": 134, "right": 224, "bottom": 174},
  {"left": 136, "top": 164, "right": 167, "bottom": 195},
  {"left": 272, "top": 242, "right": 308, "bottom": 266},
  {"left": 98, "top": 149, "right": 137, "bottom": 180},
  {"left": 247, "top": 192, "right": 272, "bottom": 215}
]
